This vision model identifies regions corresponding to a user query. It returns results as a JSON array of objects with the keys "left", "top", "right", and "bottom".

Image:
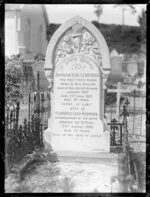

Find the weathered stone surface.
[
  {"left": 44, "top": 140, "right": 53, "bottom": 151},
  {"left": 44, "top": 16, "right": 111, "bottom": 153},
  {"left": 43, "top": 140, "right": 59, "bottom": 162}
]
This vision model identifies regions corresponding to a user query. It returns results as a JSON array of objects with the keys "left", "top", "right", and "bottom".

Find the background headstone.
[
  {"left": 110, "top": 49, "right": 119, "bottom": 57},
  {"left": 32, "top": 60, "right": 49, "bottom": 91}
]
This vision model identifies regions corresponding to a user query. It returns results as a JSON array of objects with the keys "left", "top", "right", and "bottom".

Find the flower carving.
[{"left": 55, "top": 25, "right": 102, "bottom": 65}]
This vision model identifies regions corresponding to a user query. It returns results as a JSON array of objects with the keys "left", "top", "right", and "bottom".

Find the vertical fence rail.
[
  {"left": 120, "top": 125, "right": 122, "bottom": 146},
  {"left": 37, "top": 71, "right": 40, "bottom": 118},
  {"left": 133, "top": 89, "right": 136, "bottom": 134},
  {"left": 140, "top": 96, "right": 143, "bottom": 135},
  {"left": 120, "top": 104, "right": 128, "bottom": 151},
  {"left": 5, "top": 72, "right": 52, "bottom": 169},
  {"left": 5, "top": 60, "right": 53, "bottom": 171},
  {"left": 16, "top": 102, "right": 20, "bottom": 128},
  {"left": 28, "top": 93, "right": 31, "bottom": 124},
  {"left": 105, "top": 83, "right": 145, "bottom": 149}
]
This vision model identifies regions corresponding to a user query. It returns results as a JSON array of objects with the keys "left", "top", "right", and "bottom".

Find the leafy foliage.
[
  {"left": 5, "top": 55, "right": 23, "bottom": 106},
  {"left": 47, "top": 22, "right": 142, "bottom": 54},
  {"left": 114, "top": 5, "right": 136, "bottom": 35},
  {"left": 94, "top": 5, "right": 103, "bottom": 23},
  {"left": 46, "top": 23, "right": 60, "bottom": 42},
  {"left": 138, "top": 8, "right": 146, "bottom": 42},
  {"left": 7, "top": 115, "right": 43, "bottom": 170},
  {"left": 114, "top": 4, "right": 136, "bottom": 14}
]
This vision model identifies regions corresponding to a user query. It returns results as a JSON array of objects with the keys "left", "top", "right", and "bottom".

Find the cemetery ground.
[
  {"left": 5, "top": 103, "right": 146, "bottom": 193},
  {"left": 5, "top": 64, "right": 146, "bottom": 193}
]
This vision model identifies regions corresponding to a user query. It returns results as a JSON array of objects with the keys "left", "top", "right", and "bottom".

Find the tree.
[
  {"left": 94, "top": 5, "right": 103, "bottom": 23},
  {"left": 138, "top": 8, "right": 146, "bottom": 42},
  {"left": 5, "top": 55, "right": 23, "bottom": 106},
  {"left": 47, "top": 23, "right": 60, "bottom": 42},
  {"left": 114, "top": 4, "right": 136, "bottom": 35}
]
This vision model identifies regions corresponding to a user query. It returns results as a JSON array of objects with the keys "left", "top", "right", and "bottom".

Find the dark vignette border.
[
  {"left": 0, "top": 2, "right": 5, "bottom": 195},
  {"left": 0, "top": 1, "right": 149, "bottom": 196},
  {"left": 0, "top": 0, "right": 149, "bottom": 5}
]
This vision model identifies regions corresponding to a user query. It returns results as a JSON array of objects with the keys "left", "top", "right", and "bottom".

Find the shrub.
[{"left": 5, "top": 55, "right": 23, "bottom": 106}]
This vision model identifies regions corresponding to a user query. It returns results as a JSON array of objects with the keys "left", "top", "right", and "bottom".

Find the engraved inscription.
[{"left": 51, "top": 55, "right": 103, "bottom": 140}]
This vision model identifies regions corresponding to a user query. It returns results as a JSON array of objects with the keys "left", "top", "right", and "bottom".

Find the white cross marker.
[{"left": 107, "top": 82, "right": 131, "bottom": 120}]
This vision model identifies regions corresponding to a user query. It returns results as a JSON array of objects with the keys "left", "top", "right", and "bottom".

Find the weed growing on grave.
[
  {"left": 110, "top": 152, "right": 135, "bottom": 193},
  {"left": 111, "top": 143, "right": 145, "bottom": 193},
  {"left": 5, "top": 173, "right": 32, "bottom": 193},
  {"left": 126, "top": 146, "right": 146, "bottom": 192},
  {"left": 59, "top": 177, "right": 75, "bottom": 193},
  {"left": 19, "top": 150, "right": 48, "bottom": 181}
]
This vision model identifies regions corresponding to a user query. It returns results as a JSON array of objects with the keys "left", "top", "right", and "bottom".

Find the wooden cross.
[{"left": 107, "top": 82, "right": 131, "bottom": 120}]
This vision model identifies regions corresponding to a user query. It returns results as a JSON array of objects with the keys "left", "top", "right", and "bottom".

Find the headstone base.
[{"left": 44, "top": 128, "right": 110, "bottom": 153}]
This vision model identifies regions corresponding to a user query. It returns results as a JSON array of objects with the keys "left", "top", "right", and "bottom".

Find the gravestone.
[
  {"left": 32, "top": 60, "right": 49, "bottom": 91},
  {"left": 110, "top": 49, "right": 119, "bottom": 57},
  {"left": 44, "top": 16, "right": 111, "bottom": 153}
]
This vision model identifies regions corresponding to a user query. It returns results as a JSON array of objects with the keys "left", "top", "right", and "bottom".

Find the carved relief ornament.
[{"left": 54, "top": 24, "right": 102, "bottom": 67}]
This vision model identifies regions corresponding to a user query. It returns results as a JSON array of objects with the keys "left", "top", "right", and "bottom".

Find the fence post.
[
  {"left": 138, "top": 81, "right": 143, "bottom": 135},
  {"left": 41, "top": 91, "right": 45, "bottom": 127},
  {"left": 16, "top": 102, "right": 20, "bottom": 128},
  {"left": 140, "top": 96, "right": 144, "bottom": 135},
  {"left": 31, "top": 115, "right": 35, "bottom": 150},
  {"left": 120, "top": 100, "right": 129, "bottom": 152},
  {"left": 10, "top": 110, "right": 13, "bottom": 131},
  {"left": 40, "top": 123, "right": 43, "bottom": 148},
  {"left": 37, "top": 71, "right": 40, "bottom": 117},
  {"left": 28, "top": 93, "right": 31, "bottom": 123},
  {"left": 13, "top": 107, "right": 15, "bottom": 129},
  {"left": 110, "top": 118, "right": 118, "bottom": 146},
  {"left": 6, "top": 107, "right": 9, "bottom": 128},
  {"left": 133, "top": 89, "right": 136, "bottom": 134}
]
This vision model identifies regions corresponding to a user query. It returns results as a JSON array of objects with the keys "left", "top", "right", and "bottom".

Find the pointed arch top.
[{"left": 44, "top": 15, "right": 111, "bottom": 72}]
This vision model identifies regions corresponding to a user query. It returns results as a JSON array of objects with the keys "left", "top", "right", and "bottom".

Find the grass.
[{"left": 130, "top": 152, "right": 146, "bottom": 192}]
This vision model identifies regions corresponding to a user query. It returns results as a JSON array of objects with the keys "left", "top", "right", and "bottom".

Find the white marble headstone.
[{"left": 44, "top": 16, "right": 111, "bottom": 153}]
